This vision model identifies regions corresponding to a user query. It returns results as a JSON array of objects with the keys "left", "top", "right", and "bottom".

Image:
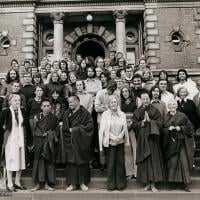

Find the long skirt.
[
  {"left": 5, "top": 127, "right": 25, "bottom": 171},
  {"left": 167, "top": 145, "right": 191, "bottom": 184},
  {"left": 32, "top": 157, "right": 56, "bottom": 185},
  {"left": 136, "top": 138, "right": 165, "bottom": 184},
  {"left": 125, "top": 129, "right": 137, "bottom": 177},
  {"left": 105, "top": 143, "right": 126, "bottom": 190},
  {"left": 66, "top": 162, "right": 90, "bottom": 185}
]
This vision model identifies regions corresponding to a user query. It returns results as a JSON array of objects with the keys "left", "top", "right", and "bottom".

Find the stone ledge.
[
  {"left": 23, "top": 18, "right": 35, "bottom": 25},
  {"left": 145, "top": 15, "right": 158, "bottom": 22},
  {"left": 146, "top": 29, "right": 159, "bottom": 36}
]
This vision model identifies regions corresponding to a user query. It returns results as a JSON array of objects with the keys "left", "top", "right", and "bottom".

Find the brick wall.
[
  {"left": 154, "top": 7, "right": 200, "bottom": 70},
  {"left": 0, "top": 12, "right": 27, "bottom": 72}
]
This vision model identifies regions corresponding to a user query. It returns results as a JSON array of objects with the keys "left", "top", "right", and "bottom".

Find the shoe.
[
  {"left": 45, "top": 184, "right": 55, "bottom": 191},
  {"left": 30, "top": 184, "right": 41, "bottom": 192},
  {"left": 66, "top": 185, "right": 75, "bottom": 191},
  {"left": 143, "top": 184, "right": 151, "bottom": 191},
  {"left": 80, "top": 184, "right": 88, "bottom": 192},
  {"left": 107, "top": 187, "right": 115, "bottom": 191},
  {"left": 126, "top": 175, "right": 133, "bottom": 180},
  {"left": 151, "top": 186, "right": 158, "bottom": 192},
  {"left": 181, "top": 184, "right": 191, "bottom": 192},
  {"left": 14, "top": 184, "right": 27, "bottom": 190},
  {"left": 117, "top": 187, "right": 125, "bottom": 191},
  {"left": 7, "top": 186, "right": 17, "bottom": 192}
]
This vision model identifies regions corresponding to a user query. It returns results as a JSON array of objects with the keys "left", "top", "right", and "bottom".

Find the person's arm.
[{"left": 95, "top": 91, "right": 108, "bottom": 113}]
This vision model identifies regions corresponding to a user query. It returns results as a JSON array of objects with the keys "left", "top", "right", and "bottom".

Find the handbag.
[{"left": 0, "top": 167, "right": 6, "bottom": 190}]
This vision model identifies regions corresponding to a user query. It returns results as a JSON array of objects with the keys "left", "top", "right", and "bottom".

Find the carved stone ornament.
[
  {"left": 50, "top": 12, "right": 65, "bottom": 24},
  {"left": 113, "top": 10, "right": 128, "bottom": 22}
]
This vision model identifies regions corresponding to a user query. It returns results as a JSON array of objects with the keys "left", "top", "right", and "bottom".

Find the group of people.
[{"left": 0, "top": 52, "right": 199, "bottom": 193}]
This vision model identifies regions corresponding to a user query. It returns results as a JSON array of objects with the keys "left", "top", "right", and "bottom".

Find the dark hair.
[
  {"left": 86, "top": 67, "right": 96, "bottom": 78},
  {"left": 125, "top": 65, "right": 133, "bottom": 71},
  {"left": 11, "top": 59, "right": 18, "bottom": 66},
  {"left": 50, "top": 72, "right": 60, "bottom": 83},
  {"left": 140, "top": 91, "right": 150, "bottom": 98},
  {"left": 149, "top": 85, "right": 161, "bottom": 100},
  {"left": 76, "top": 79, "right": 86, "bottom": 90},
  {"left": 5, "top": 69, "right": 20, "bottom": 84},
  {"left": 176, "top": 69, "right": 188, "bottom": 82},
  {"left": 158, "top": 70, "right": 169, "bottom": 81},
  {"left": 133, "top": 73, "right": 143, "bottom": 82},
  {"left": 32, "top": 73, "right": 43, "bottom": 85},
  {"left": 59, "top": 60, "right": 68, "bottom": 70},
  {"left": 69, "top": 95, "right": 80, "bottom": 102},
  {"left": 41, "top": 97, "right": 51, "bottom": 104},
  {"left": 120, "top": 85, "right": 133, "bottom": 101},
  {"left": 157, "top": 79, "right": 167, "bottom": 85},
  {"left": 24, "top": 60, "right": 30, "bottom": 65},
  {"left": 34, "top": 85, "right": 44, "bottom": 97},
  {"left": 100, "top": 71, "right": 110, "bottom": 82},
  {"left": 107, "top": 80, "right": 117, "bottom": 90}
]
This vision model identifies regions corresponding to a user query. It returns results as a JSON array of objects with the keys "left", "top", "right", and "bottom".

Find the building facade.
[{"left": 0, "top": 0, "right": 200, "bottom": 78}]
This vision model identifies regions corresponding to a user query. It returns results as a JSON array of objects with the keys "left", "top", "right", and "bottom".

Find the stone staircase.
[{"left": 1, "top": 167, "right": 198, "bottom": 200}]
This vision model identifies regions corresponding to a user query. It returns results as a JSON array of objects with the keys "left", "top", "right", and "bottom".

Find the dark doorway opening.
[{"left": 76, "top": 39, "right": 105, "bottom": 60}]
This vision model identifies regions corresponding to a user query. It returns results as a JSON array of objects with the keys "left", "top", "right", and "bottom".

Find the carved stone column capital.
[
  {"left": 113, "top": 10, "right": 128, "bottom": 23},
  {"left": 50, "top": 12, "right": 65, "bottom": 24}
]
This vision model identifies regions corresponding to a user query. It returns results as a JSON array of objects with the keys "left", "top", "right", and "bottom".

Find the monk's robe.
[
  {"left": 162, "top": 111, "right": 194, "bottom": 184},
  {"left": 132, "top": 104, "right": 165, "bottom": 184},
  {"left": 32, "top": 112, "right": 58, "bottom": 185},
  {"left": 62, "top": 105, "right": 94, "bottom": 185}
]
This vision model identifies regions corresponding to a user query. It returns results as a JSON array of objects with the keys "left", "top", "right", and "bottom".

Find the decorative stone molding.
[
  {"left": 50, "top": 12, "right": 65, "bottom": 24},
  {"left": 165, "top": 27, "right": 190, "bottom": 52},
  {"left": 22, "top": 11, "right": 37, "bottom": 62},
  {"left": 64, "top": 25, "right": 116, "bottom": 58},
  {"left": 143, "top": 7, "right": 160, "bottom": 69},
  {"left": 194, "top": 7, "right": 200, "bottom": 63},
  {"left": 113, "top": 10, "right": 128, "bottom": 23}
]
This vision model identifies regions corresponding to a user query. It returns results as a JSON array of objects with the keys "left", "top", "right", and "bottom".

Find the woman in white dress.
[{"left": 0, "top": 94, "right": 26, "bottom": 191}]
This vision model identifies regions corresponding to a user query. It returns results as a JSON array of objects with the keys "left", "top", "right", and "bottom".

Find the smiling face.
[
  {"left": 76, "top": 80, "right": 84, "bottom": 92},
  {"left": 178, "top": 87, "right": 188, "bottom": 99},
  {"left": 109, "top": 97, "right": 118, "bottom": 111},
  {"left": 141, "top": 93, "right": 150, "bottom": 107},
  {"left": 152, "top": 87, "right": 160, "bottom": 99},
  {"left": 168, "top": 100, "right": 177, "bottom": 113}
]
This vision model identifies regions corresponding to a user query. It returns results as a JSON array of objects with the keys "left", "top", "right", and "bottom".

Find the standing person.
[
  {"left": 150, "top": 85, "right": 167, "bottom": 117},
  {"left": 176, "top": 87, "right": 199, "bottom": 130},
  {"left": 20, "top": 72, "right": 35, "bottom": 103},
  {"left": 99, "top": 95, "right": 129, "bottom": 191},
  {"left": 2, "top": 81, "right": 26, "bottom": 109},
  {"left": 173, "top": 69, "right": 198, "bottom": 100},
  {"left": 1, "top": 69, "right": 20, "bottom": 96},
  {"left": 132, "top": 92, "right": 165, "bottom": 192},
  {"left": 120, "top": 86, "right": 137, "bottom": 179},
  {"left": 63, "top": 96, "right": 94, "bottom": 191},
  {"left": 31, "top": 98, "right": 58, "bottom": 192},
  {"left": 0, "top": 94, "right": 27, "bottom": 191},
  {"left": 76, "top": 80, "right": 93, "bottom": 114},
  {"left": 84, "top": 67, "right": 102, "bottom": 97},
  {"left": 158, "top": 79, "right": 174, "bottom": 110},
  {"left": 162, "top": 99, "right": 194, "bottom": 192},
  {"left": 77, "top": 59, "right": 88, "bottom": 80},
  {"left": 157, "top": 70, "right": 173, "bottom": 93}
]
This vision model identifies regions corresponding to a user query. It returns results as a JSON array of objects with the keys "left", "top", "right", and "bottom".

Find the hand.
[
  {"left": 43, "top": 132, "right": 47, "bottom": 137},
  {"left": 145, "top": 111, "right": 150, "bottom": 122},
  {"left": 169, "top": 126, "right": 175, "bottom": 131},
  {"left": 175, "top": 126, "right": 181, "bottom": 131},
  {"left": 69, "top": 128, "right": 72, "bottom": 133}
]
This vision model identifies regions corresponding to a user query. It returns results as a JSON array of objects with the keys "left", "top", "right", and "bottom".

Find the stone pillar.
[
  {"left": 50, "top": 12, "right": 65, "bottom": 60},
  {"left": 113, "top": 10, "right": 128, "bottom": 58}
]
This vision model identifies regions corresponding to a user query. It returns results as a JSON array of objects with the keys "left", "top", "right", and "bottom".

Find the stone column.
[
  {"left": 50, "top": 12, "right": 65, "bottom": 61},
  {"left": 113, "top": 10, "right": 128, "bottom": 58}
]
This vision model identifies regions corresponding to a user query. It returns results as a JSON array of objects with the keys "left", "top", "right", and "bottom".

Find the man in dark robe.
[
  {"left": 162, "top": 99, "right": 194, "bottom": 192},
  {"left": 132, "top": 91, "right": 165, "bottom": 192},
  {"left": 31, "top": 98, "right": 58, "bottom": 191},
  {"left": 62, "top": 95, "right": 93, "bottom": 191}
]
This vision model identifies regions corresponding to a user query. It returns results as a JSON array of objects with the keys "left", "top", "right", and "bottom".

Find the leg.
[
  {"left": 115, "top": 144, "right": 126, "bottom": 190},
  {"left": 14, "top": 170, "right": 27, "bottom": 190},
  {"left": 7, "top": 170, "right": 13, "bottom": 188},
  {"left": 151, "top": 182, "right": 158, "bottom": 192},
  {"left": 105, "top": 146, "right": 116, "bottom": 190}
]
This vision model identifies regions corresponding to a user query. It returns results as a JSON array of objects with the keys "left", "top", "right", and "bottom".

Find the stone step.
[
  {"left": 19, "top": 177, "right": 200, "bottom": 190},
  {"left": 3, "top": 188, "right": 200, "bottom": 200},
  {"left": 22, "top": 168, "right": 107, "bottom": 178}
]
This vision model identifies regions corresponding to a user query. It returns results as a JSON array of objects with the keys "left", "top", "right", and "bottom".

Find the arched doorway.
[{"left": 76, "top": 39, "right": 105, "bottom": 59}]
